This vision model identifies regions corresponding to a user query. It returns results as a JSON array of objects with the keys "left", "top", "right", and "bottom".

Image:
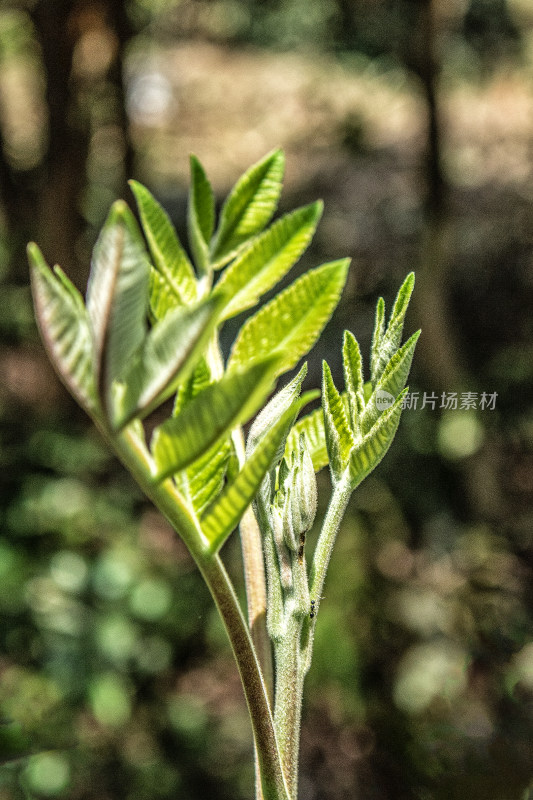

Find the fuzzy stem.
[
  {"left": 96, "top": 421, "right": 289, "bottom": 800},
  {"left": 273, "top": 612, "right": 305, "bottom": 800},
  {"left": 304, "top": 473, "right": 352, "bottom": 671}
]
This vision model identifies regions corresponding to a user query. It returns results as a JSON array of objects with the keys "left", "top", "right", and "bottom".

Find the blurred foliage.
[{"left": 1, "top": 0, "right": 533, "bottom": 798}]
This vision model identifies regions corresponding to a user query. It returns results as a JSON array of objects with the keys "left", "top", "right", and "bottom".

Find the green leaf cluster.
[
  {"left": 29, "top": 150, "right": 348, "bottom": 555},
  {"left": 291, "top": 274, "right": 419, "bottom": 489}
]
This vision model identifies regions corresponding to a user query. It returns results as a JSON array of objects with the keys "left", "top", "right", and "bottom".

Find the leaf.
[
  {"left": 187, "top": 438, "right": 232, "bottom": 515},
  {"left": 188, "top": 155, "right": 215, "bottom": 273},
  {"left": 371, "top": 273, "right": 415, "bottom": 384},
  {"left": 202, "top": 396, "right": 312, "bottom": 553},
  {"left": 361, "top": 330, "right": 420, "bottom": 435},
  {"left": 285, "top": 406, "right": 328, "bottom": 473},
  {"left": 111, "top": 295, "right": 223, "bottom": 429},
  {"left": 29, "top": 244, "right": 97, "bottom": 411},
  {"left": 173, "top": 356, "right": 212, "bottom": 417},
  {"left": 370, "top": 296, "right": 385, "bottom": 383},
  {"left": 246, "top": 364, "right": 309, "bottom": 458},
  {"left": 129, "top": 180, "right": 196, "bottom": 309},
  {"left": 86, "top": 201, "right": 150, "bottom": 408},
  {"left": 151, "top": 356, "right": 280, "bottom": 480},
  {"left": 342, "top": 330, "right": 365, "bottom": 433},
  {"left": 322, "top": 362, "right": 355, "bottom": 480},
  {"left": 210, "top": 149, "right": 285, "bottom": 267},
  {"left": 214, "top": 202, "right": 323, "bottom": 320},
  {"left": 228, "top": 259, "right": 350, "bottom": 377},
  {"left": 348, "top": 389, "right": 407, "bottom": 490}
]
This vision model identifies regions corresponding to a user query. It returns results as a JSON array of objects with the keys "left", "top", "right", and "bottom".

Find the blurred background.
[{"left": 1, "top": 1, "right": 533, "bottom": 798}]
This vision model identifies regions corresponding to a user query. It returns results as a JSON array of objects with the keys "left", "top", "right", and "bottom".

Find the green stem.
[
  {"left": 304, "top": 473, "right": 352, "bottom": 671},
  {"left": 96, "top": 421, "right": 290, "bottom": 800},
  {"left": 273, "top": 612, "right": 305, "bottom": 800}
]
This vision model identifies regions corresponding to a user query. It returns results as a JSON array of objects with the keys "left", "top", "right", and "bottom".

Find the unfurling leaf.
[
  {"left": 361, "top": 329, "right": 420, "bottom": 434},
  {"left": 29, "top": 244, "right": 97, "bottom": 411},
  {"left": 202, "top": 394, "right": 314, "bottom": 553},
  {"left": 285, "top": 406, "right": 328, "bottom": 473},
  {"left": 348, "top": 389, "right": 408, "bottom": 490},
  {"left": 111, "top": 296, "right": 223, "bottom": 429},
  {"left": 322, "top": 362, "right": 354, "bottom": 480},
  {"left": 86, "top": 201, "right": 150, "bottom": 409},
  {"left": 371, "top": 272, "right": 415, "bottom": 385},
  {"left": 342, "top": 330, "right": 365, "bottom": 434}
]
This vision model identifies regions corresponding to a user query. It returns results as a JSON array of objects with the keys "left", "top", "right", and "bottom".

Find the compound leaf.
[
  {"left": 228, "top": 259, "right": 349, "bottom": 377},
  {"left": 214, "top": 202, "right": 323, "bottom": 320}
]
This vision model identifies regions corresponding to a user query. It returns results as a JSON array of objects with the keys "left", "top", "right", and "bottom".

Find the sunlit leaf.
[
  {"left": 173, "top": 356, "right": 212, "bottom": 417},
  {"left": 188, "top": 155, "right": 215, "bottom": 273},
  {"left": 214, "top": 202, "right": 323, "bottom": 320},
  {"left": 202, "top": 395, "right": 312, "bottom": 553},
  {"left": 228, "top": 259, "right": 350, "bottom": 377},
  {"left": 322, "top": 362, "right": 354, "bottom": 480},
  {"left": 371, "top": 273, "right": 415, "bottom": 384},
  {"left": 210, "top": 149, "right": 285, "bottom": 267},
  {"left": 246, "top": 364, "right": 309, "bottom": 459},
  {"left": 370, "top": 296, "right": 385, "bottom": 383},
  {"left": 129, "top": 180, "right": 196, "bottom": 309},
  {"left": 86, "top": 201, "right": 150, "bottom": 408},
  {"left": 29, "top": 244, "right": 97, "bottom": 411},
  {"left": 342, "top": 331, "right": 365, "bottom": 433},
  {"left": 348, "top": 389, "right": 407, "bottom": 489},
  {"left": 187, "top": 438, "right": 232, "bottom": 515},
  {"left": 151, "top": 357, "right": 280, "bottom": 480},
  {"left": 285, "top": 406, "right": 328, "bottom": 473},
  {"left": 111, "top": 296, "right": 223, "bottom": 429},
  {"left": 361, "top": 329, "right": 420, "bottom": 434}
]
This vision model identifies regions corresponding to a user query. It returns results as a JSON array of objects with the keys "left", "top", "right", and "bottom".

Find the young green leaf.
[
  {"left": 285, "top": 406, "right": 328, "bottom": 473},
  {"left": 228, "top": 259, "right": 350, "bottom": 377},
  {"left": 187, "top": 438, "right": 232, "bottom": 515},
  {"left": 151, "top": 356, "right": 280, "bottom": 481},
  {"left": 214, "top": 202, "right": 323, "bottom": 320},
  {"left": 129, "top": 180, "right": 196, "bottom": 308},
  {"left": 202, "top": 395, "right": 313, "bottom": 554},
  {"left": 371, "top": 273, "right": 415, "bottom": 384},
  {"left": 348, "top": 389, "right": 407, "bottom": 489},
  {"left": 322, "top": 361, "right": 355, "bottom": 480},
  {"left": 110, "top": 295, "right": 223, "bottom": 429},
  {"left": 173, "top": 356, "right": 212, "bottom": 417},
  {"left": 361, "top": 329, "right": 420, "bottom": 435},
  {"left": 29, "top": 244, "right": 97, "bottom": 411},
  {"left": 246, "top": 364, "right": 309, "bottom": 458},
  {"left": 370, "top": 296, "right": 385, "bottom": 383},
  {"left": 210, "top": 149, "right": 285, "bottom": 267},
  {"left": 342, "top": 330, "right": 365, "bottom": 434},
  {"left": 188, "top": 155, "right": 215, "bottom": 273},
  {"left": 86, "top": 201, "right": 150, "bottom": 408}
]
